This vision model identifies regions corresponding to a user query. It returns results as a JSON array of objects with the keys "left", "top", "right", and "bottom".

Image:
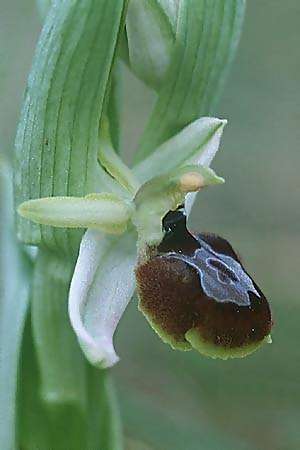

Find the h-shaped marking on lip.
[{"left": 163, "top": 238, "right": 260, "bottom": 307}]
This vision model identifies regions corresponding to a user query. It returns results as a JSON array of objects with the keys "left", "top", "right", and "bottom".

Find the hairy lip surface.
[{"left": 136, "top": 210, "right": 272, "bottom": 350}]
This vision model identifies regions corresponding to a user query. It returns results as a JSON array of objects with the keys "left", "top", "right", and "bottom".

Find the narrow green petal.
[
  {"left": 98, "top": 121, "right": 140, "bottom": 195},
  {"left": 18, "top": 194, "right": 132, "bottom": 234}
]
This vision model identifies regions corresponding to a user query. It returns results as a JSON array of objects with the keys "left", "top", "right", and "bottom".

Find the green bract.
[{"left": 15, "top": 0, "right": 128, "bottom": 252}]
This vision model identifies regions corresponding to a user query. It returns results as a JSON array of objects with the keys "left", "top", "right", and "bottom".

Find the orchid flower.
[
  {"left": 18, "top": 117, "right": 227, "bottom": 368},
  {"left": 16, "top": 0, "right": 272, "bottom": 376}
]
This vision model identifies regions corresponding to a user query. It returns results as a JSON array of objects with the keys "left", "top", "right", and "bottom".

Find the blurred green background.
[{"left": 1, "top": 1, "right": 299, "bottom": 449}]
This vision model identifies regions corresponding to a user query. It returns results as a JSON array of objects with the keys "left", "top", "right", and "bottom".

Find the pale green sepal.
[
  {"left": 69, "top": 229, "right": 137, "bottom": 368},
  {"left": 185, "top": 329, "right": 272, "bottom": 360},
  {"left": 98, "top": 121, "right": 140, "bottom": 195},
  {"left": 126, "top": 0, "right": 175, "bottom": 90},
  {"left": 17, "top": 194, "right": 133, "bottom": 234},
  {"left": 133, "top": 164, "right": 224, "bottom": 247},
  {"left": 134, "top": 117, "right": 227, "bottom": 183}
]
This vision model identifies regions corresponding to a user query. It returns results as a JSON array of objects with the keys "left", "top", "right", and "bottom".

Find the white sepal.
[{"left": 68, "top": 229, "right": 137, "bottom": 368}]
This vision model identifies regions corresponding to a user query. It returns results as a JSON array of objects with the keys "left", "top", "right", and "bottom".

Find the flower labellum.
[{"left": 136, "top": 208, "right": 273, "bottom": 359}]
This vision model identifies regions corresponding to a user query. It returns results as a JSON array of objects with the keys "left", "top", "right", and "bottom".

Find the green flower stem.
[
  {"left": 135, "top": 0, "right": 246, "bottom": 161},
  {"left": 31, "top": 249, "right": 87, "bottom": 411},
  {"left": 19, "top": 315, "right": 123, "bottom": 450},
  {"left": 88, "top": 367, "right": 123, "bottom": 450},
  {"left": 19, "top": 318, "right": 88, "bottom": 450},
  {"left": 19, "top": 319, "right": 57, "bottom": 450}
]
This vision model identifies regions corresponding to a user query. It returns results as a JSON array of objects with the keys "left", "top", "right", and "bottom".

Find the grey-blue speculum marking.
[{"left": 164, "top": 238, "right": 260, "bottom": 307}]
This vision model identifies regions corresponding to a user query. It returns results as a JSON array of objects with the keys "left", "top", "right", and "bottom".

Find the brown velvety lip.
[
  {"left": 136, "top": 209, "right": 272, "bottom": 351},
  {"left": 136, "top": 255, "right": 272, "bottom": 350}
]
